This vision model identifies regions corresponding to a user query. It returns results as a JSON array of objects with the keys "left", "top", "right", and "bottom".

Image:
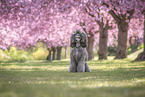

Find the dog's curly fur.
[{"left": 68, "top": 30, "right": 91, "bottom": 72}]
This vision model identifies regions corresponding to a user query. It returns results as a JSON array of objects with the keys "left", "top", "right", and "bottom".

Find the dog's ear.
[
  {"left": 70, "top": 33, "right": 76, "bottom": 48},
  {"left": 80, "top": 32, "right": 88, "bottom": 48}
]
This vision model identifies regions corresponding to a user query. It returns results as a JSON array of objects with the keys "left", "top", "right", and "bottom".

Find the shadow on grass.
[
  {"left": 1, "top": 66, "right": 145, "bottom": 82},
  {"left": 1, "top": 83, "right": 145, "bottom": 97},
  {"left": 0, "top": 60, "right": 26, "bottom": 63},
  {"left": 0, "top": 60, "right": 70, "bottom": 66}
]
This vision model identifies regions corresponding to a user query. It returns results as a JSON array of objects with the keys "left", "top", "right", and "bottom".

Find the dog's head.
[{"left": 70, "top": 30, "right": 88, "bottom": 48}]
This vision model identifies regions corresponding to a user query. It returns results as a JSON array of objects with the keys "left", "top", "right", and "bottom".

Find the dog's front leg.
[
  {"left": 85, "top": 63, "right": 91, "bottom": 72},
  {"left": 68, "top": 60, "right": 77, "bottom": 72},
  {"left": 77, "top": 60, "right": 85, "bottom": 72}
]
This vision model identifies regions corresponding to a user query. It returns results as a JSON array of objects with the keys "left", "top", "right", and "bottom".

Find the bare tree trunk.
[
  {"left": 51, "top": 47, "right": 56, "bottom": 60},
  {"left": 57, "top": 46, "right": 62, "bottom": 60},
  {"left": 129, "top": 37, "right": 141, "bottom": 53},
  {"left": 65, "top": 46, "right": 67, "bottom": 59},
  {"left": 46, "top": 48, "right": 51, "bottom": 60},
  {"left": 98, "top": 28, "right": 108, "bottom": 60},
  {"left": 131, "top": 46, "right": 138, "bottom": 53},
  {"left": 97, "top": 19, "right": 109, "bottom": 60},
  {"left": 80, "top": 25, "right": 95, "bottom": 60},
  {"left": 115, "top": 22, "right": 128, "bottom": 59},
  {"left": 87, "top": 34, "right": 95, "bottom": 60}
]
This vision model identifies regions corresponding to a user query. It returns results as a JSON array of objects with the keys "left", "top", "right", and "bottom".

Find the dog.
[{"left": 68, "top": 30, "right": 91, "bottom": 72}]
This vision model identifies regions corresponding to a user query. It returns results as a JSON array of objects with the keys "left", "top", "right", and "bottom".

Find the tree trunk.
[
  {"left": 98, "top": 28, "right": 108, "bottom": 60},
  {"left": 57, "top": 46, "right": 62, "bottom": 60},
  {"left": 87, "top": 34, "right": 95, "bottom": 60},
  {"left": 143, "top": 14, "right": 145, "bottom": 53},
  {"left": 81, "top": 26, "right": 95, "bottom": 60},
  {"left": 129, "top": 37, "right": 139, "bottom": 53},
  {"left": 65, "top": 46, "right": 67, "bottom": 59},
  {"left": 115, "top": 22, "right": 128, "bottom": 59},
  {"left": 107, "top": 8, "right": 134, "bottom": 59},
  {"left": 51, "top": 47, "right": 56, "bottom": 60},
  {"left": 46, "top": 48, "right": 51, "bottom": 60},
  {"left": 131, "top": 46, "right": 138, "bottom": 53},
  {"left": 135, "top": 14, "right": 145, "bottom": 61}
]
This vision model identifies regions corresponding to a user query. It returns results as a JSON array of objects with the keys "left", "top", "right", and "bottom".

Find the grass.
[{"left": 0, "top": 53, "right": 145, "bottom": 97}]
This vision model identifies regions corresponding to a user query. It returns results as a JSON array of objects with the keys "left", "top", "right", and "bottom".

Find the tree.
[
  {"left": 133, "top": 0, "right": 145, "bottom": 61},
  {"left": 79, "top": 15, "right": 98, "bottom": 60},
  {"left": 56, "top": 46, "right": 62, "bottom": 60},
  {"left": 66, "top": 4, "right": 98, "bottom": 60},
  {"left": 128, "top": 18, "right": 143, "bottom": 52},
  {"left": 0, "top": 0, "right": 76, "bottom": 61},
  {"left": 46, "top": 48, "right": 52, "bottom": 60},
  {"left": 135, "top": 14, "right": 145, "bottom": 61},
  {"left": 52, "top": 47, "right": 56, "bottom": 60},
  {"left": 83, "top": 1, "right": 115, "bottom": 60},
  {"left": 103, "top": 0, "right": 143, "bottom": 59},
  {"left": 1, "top": 0, "right": 144, "bottom": 61}
]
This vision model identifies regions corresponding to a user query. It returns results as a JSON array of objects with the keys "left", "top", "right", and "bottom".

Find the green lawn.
[{"left": 0, "top": 56, "right": 145, "bottom": 97}]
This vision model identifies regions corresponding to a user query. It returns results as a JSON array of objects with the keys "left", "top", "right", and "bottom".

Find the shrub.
[
  {"left": 108, "top": 46, "right": 116, "bottom": 56},
  {"left": 0, "top": 47, "right": 31, "bottom": 61},
  {"left": 32, "top": 47, "right": 48, "bottom": 60}
]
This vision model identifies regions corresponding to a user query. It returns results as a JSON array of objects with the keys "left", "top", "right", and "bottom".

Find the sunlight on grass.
[
  {"left": 69, "top": 78, "right": 145, "bottom": 88},
  {"left": 1, "top": 59, "right": 145, "bottom": 72},
  {"left": 94, "top": 56, "right": 115, "bottom": 60},
  {"left": 128, "top": 49, "right": 143, "bottom": 60},
  {"left": 5, "top": 78, "right": 144, "bottom": 89},
  {"left": 61, "top": 58, "right": 70, "bottom": 61},
  {"left": 0, "top": 65, "right": 69, "bottom": 71}
]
